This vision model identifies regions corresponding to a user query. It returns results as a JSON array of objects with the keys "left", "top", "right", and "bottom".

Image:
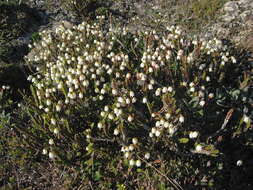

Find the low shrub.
[{"left": 22, "top": 18, "right": 253, "bottom": 188}]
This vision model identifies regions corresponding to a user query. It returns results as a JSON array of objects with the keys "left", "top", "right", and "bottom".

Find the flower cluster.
[{"left": 26, "top": 18, "right": 251, "bottom": 167}]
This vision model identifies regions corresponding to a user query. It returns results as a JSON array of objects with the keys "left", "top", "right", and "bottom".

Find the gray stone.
[
  {"left": 238, "top": 0, "right": 253, "bottom": 7},
  {"left": 221, "top": 14, "right": 237, "bottom": 22},
  {"left": 223, "top": 1, "right": 239, "bottom": 12},
  {"left": 240, "top": 10, "right": 253, "bottom": 21}
]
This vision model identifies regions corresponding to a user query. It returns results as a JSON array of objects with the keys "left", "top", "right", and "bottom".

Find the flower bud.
[
  {"left": 145, "top": 152, "right": 150, "bottom": 160},
  {"left": 132, "top": 138, "right": 138, "bottom": 145},
  {"left": 49, "top": 139, "right": 54, "bottom": 145},
  {"left": 53, "top": 128, "right": 59, "bottom": 135},
  {"left": 42, "top": 149, "right": 48, "bottom": 155},
  {"left": 49, "top": 152, "right": 56, "bottom": 159},
  {"left": 129, "top": 159, "right": 135, "bottom": 166},
  {"left": 136, "top": 160, "right": 141, "bottom": 167}
]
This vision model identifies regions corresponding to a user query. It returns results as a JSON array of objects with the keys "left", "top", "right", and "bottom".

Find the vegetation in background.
[
  {"left": 45, "top": 0, "right": 115, "bottom": 20},
  {"left": 128, "top": 0, "right": 230, "bottom": 35}
]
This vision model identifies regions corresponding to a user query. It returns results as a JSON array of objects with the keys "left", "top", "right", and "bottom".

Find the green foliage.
[
  {"left": 31, "top": 32, "right": 41, "bottom": 43},
  {"left": 179, "top": 0, "right": 228, "bottom": 31},
  {"left": 138, "top": 0, "right": 229, "bottom": 34},
  {"left": 191, "top": 0, "right": 227, "bottom": 21}
]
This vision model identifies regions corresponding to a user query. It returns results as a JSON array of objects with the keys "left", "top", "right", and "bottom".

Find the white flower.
[
  {"left": 160, "top": 119, "right": 165, "bottom": 125},
  {"left": 208, "top": 93, "right": 214, "bottom": 99},
  {"left": 46, "top": 99, "right": 52, "bottom": 106},
  {"left": 148, "top": 84, "right": 153, "bottom": 90},
  {"left": 177, "top": 49, "right": 183, "bottom": 57},
  {"left": 189, "top": 131, "right": 199, "bottom": 139},
  {"left": 126, "top": 98, "right": 131, "bottom": 104},
  {"left": 145, "top": 152, "right": 150, "bottom": 160},
  {"left": 142, "top": 97, "right": 148, "bottom": 103},
  {"left": 231, "top": 56, "right": 236, "bottom": 63},
  {"left": 126, "top": 73, "right": 131, "bottom": 79},
  {"left": 121, "top": 146, "right": 126, "bottom": 152},
  {"left": 49, "top": 139, "right": 54, "bottom": 145},
  {"left": 151, "top": 127, "right": 156, "bottom": 134},
  {"left": 86, "top": 135, "right": 91, "bottom": 139},
  {"left": 195, "top": 144, "right": 203, "bottom": 152},
  {"left": 198, "top": 91, "right": 204, "bottom": 97},
  {"left": 169, "top": 127, "right": 175, "bottom": 135},
  {"left": 199, "top": 100, "right": 205, "bottom": 107},
  {"left": 56, "top": 104, "right": 61, "bottom": 112},
  {"left": 78, "top": 92, "right": 83, "bottom": 99},
  {"left": 129, "top": 91, "right": 135, "bottom": 97},
  {"left": 179, "top": 115, "right": 184, "bottom": 123},
  {"left": 104, "top": 106, "right": 109, "bottom": 112},
  {"left": 155, "top": 130, "right": 161, "bottom": 137},
  {"left": 182, "top": 81, "right": 187, "bottom": 86},
  {"left": 114, "top": 108, "right": 119, "bottom": 115},
  {"left": 243, "top": 115, "right": 250, "bottom": 123},
  {"left": 42, "top": 149, "right": 48, "bottom": 155},
  {"left": 155, "top": 121, "right": 160, "bottom": 127},
  {"left": 112, "top": 89, "right": 118, "bottom": 95},
  {"left": 136, "top": 160, "right": 141, "bottom": 167},
  {"left": 108, "top": 113, "right": 114, "bottom": 120},
  {"left": 118, "top": 97, "right": 124, "bottom": 103},
  {"left": 206, "top": 76, "right": 210, "bottom": 82},
  {"left": 116, "top": 109, "right": 122, "bottom": 117},
  {"left": 129, "top": 159, "right": 135, "bottom": 166},
  {"left": 129, "top": 144, "right": 134, "bottom": 151},
  {"left": 187, "top": 54, "right": 194, "bottom": 63},
  {"left": 97, "top": 122, "right": 103, "bottom": 129},
  {"left": 124, "top": 152, "right": 130, "bottom": 159},
  {"left": 189, "top": 82, "right": 194, "bottom": 87},
  {"left": 164, "top": 122, "right": 169, "bottom": 128},
  {"left": 132, "top": 138, "right": 138, "bottom": 145},
  {"left": 49, "top": 152, "right": 56, "bottom": 159},
  {"left": 148, "top": 67, "right": 153, "bottom": 73},
  {"left": 155, "top": 88, "right": 161, "bottom": 96},
  {"left": 51, "top": 118, "right": 56, "bottom": 125},
  {"left": 162, "top": 87, "right": 168, "bottom": 93},
  {"left": 190, "top": 87, "right": 195, "bottom": 92},
  {"left": 167, "top": 86, "right": 173, "bottom": 92},
  {"left": 113, "top": 128, "right": 119, "bottom": 135},
  {"left": 236, "top": 160, "right": 243, "bottom": 166},
  {"left": 128, "top": 115, "right": 134, "bottom": 122},
  {"left": 100, "top": 111, "right": 106, "bottom": 117},
  {"left": 53, "top": 128, "right": 59, "bottom": 135},
  {"left": 165, "top": 113, "right": 171, "bottom": 119}
]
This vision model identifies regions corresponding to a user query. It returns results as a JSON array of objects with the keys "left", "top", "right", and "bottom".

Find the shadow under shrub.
[{"left": 18, "top": 18, "right": 253, "bottom": 189}]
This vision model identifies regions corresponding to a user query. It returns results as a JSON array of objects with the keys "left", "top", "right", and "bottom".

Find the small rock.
[
  {"left": 240, "top": 10, "right": 253, "bottom": 21},
  {"left": 221, "top": 14, "right": 236, "bottom": 22},
  {"left": 51, "top": 20, "right": 73, "bottom": 32},
  {"left": 238, "top": 0, "right": 253, "bottom": 8},
  {"left": 245, "top": 15, "right": 253, "bottom": 26},
  {"left": 223, "top": 1, "right": 239, "bottom": 12}
]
